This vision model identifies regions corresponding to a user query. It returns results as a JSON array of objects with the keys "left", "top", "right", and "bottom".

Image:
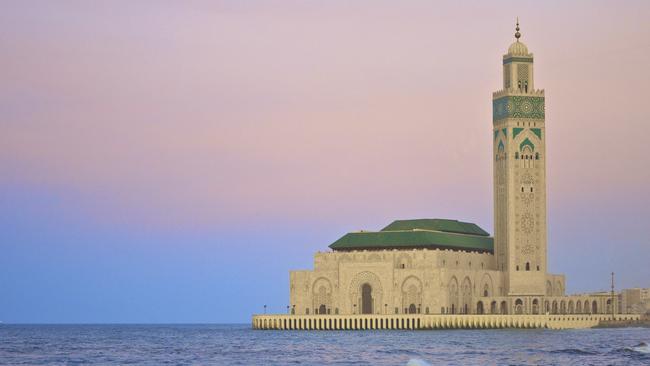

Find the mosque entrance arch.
[
  {"left": 408, "top": 304, "right": 417, "bottom": 314},
  {"left": 361, "top": 283, "right": 373, "bottom": 314},
  {"left": 319, "top": 304, "right": 327, "bottom": 315}
]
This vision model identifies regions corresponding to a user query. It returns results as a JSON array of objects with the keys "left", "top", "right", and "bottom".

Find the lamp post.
[
  {"left": 264, "top": 304, "right": 267, "bottom": 314},
  {"left": 287, "top": 305, "right": 290, "bottom": 314},
  {"left": 611, "top": 272, "right": 615, "bottom": 320}
]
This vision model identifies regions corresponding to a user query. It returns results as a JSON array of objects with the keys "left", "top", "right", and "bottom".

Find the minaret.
[{"left": 493, "top": 20, "right": 547, "bottom": 296}]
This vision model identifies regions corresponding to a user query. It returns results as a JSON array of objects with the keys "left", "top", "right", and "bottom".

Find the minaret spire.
[{"left": 515, "top": 17, "right": 521, "bottom": 41}]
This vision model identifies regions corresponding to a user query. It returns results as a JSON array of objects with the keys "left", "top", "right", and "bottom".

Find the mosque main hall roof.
[{"left": 329, "top": 219, "right": 493, "bottom": 253}]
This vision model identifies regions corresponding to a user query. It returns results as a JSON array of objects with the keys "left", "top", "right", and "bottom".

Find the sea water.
[{"left": 1, "top": 324, "right": 649, "bottom": 365}]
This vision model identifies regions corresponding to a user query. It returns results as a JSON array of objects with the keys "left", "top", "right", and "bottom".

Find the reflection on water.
[{"left": 0, "top": 324, "right": 648, "bottom": 365}]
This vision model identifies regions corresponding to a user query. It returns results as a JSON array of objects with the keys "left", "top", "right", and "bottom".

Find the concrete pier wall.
[{"left": 252, "top": 313, "right": 640, "bottom": 330}]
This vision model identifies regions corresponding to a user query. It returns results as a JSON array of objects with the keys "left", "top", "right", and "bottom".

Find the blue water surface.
[{"left": 0, "top": 324, "right": 648, "bottom": 365}]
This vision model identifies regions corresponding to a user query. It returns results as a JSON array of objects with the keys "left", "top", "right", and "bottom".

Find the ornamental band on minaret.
[{"left": 252, "top": 21, "right": 639, "bottom": 330}]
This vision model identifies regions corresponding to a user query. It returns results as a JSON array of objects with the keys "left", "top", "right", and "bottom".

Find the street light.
[
  {"left": 264, "top": 304, "right": 267, "bottom": 314},
  {"left": 611, "top": 272, "right": 616, "bottom": 320},
  {"left": 287, "top": 305, "right": 290, "bottom": 314}
]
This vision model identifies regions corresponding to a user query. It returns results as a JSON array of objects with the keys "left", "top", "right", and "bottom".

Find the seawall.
[{"left": 252, "top": 313, "right": 640, "bottom": 330}]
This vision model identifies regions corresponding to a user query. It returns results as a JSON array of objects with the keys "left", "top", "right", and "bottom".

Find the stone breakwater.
[{"left": 252, "top": 313, "right": 640, "bottom": 330}]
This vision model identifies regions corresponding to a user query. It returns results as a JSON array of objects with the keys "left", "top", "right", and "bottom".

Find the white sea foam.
[
  {"left": 406, "top": 359, "right": 432, "bottom": 366},
  {"left": 631, "top": 342, "right": 649, "bottom": 354}
]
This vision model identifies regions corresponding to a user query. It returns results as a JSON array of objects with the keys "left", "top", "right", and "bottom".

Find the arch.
[
  {"left": 544, "top": 300, "right": 550, "bottom": 314},
  {"left": 480, "top": 274, "right": 493, "bottom": 297},
  {"left": 525, "top": 262, "right": 530, "bottom": 271},
  {"left": 560, "top": 300, "right": 566, "bottom": 314},
  {"left": 361, "top": 284, "right": 373, "bottom": 314},
  {"left": 312, "top": 277, "right": 333, "bottom": 315},
  {"left": 520, "top": 138, "right": 535, "bottom": 152},
  {"left": 606, "top": 298, "right": 612, "bottom": 314},
  {"left": 568, "top": 300, "right": 574, "bottom": 314},
  {"left": 401, "top": 276, "right": 423, "bottom": 315},
  {"left": 555, "top": 281, "right": 563, "bottom": 296},
  {"left": 592, "top": 300, "right": 598, "bottom": 314},
  {"left": 576, "top": 300, "right": 582, "bottom": 314},
  {"left": 546, "top": 281, "right": 553, "bottom": 296},
  {"left": 532, "top": 299, "right": 539, "bottom": 314},
  {"left": 584, "top": 300, "right": 590, "bottom": 314},
  {"left": 408, "top": 304, "right": 417, "bottom": 314},
  {"left": 461, "top": 277, "right": 472, "bottom": 314},
  {"left": 552, "top": 300, "right": 558, "bottom": 314},
  {"left": 490, "top": 301, "right": 497, "bottom": 314},
  {"left": 349, "top": 271, "right": 383, "bottom": 314},
  {"left": 500, "top": 301, "right": 508, "bottom": 314},
  {"left": 515, "top": 298, "right": 524, "bottom": 314},
  {"left": 448, "top": 277, "right": 459, "bottom": 314},
  {"left": 477, "top": 301, "right": 484, "bottom": 314}
]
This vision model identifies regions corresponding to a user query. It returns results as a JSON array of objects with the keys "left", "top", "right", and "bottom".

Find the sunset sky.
[{"left": 2, "top": 1, "right": 649, "bottom": 323}]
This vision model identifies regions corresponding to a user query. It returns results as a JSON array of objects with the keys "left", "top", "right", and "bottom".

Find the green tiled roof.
[
  {"left": 329, "top": 219, "right": 493, "bottom": 253},
  {"left": 381, "top": 219, "right": 490, "bottom": 237}
]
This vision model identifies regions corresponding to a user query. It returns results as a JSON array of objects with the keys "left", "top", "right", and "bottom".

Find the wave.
[
  {"left": 627, "top": 342, "right": 649, "bottom": 354},
  {"left": 549, "top": 348, "right": 598, "bottom": 355},
  {"left": 406, "top": 359, "right": 432, "bottom": 366}
]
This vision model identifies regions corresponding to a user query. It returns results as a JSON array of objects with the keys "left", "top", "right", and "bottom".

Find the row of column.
[{"left": 252, "top": 315, "right": 572, "bottom": 330}]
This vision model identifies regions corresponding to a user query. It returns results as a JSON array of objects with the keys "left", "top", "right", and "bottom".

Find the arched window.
[
  {"left": 525, "top": 262, "right": 530, "bottom": 271},
  {"left": 516, "top": 265, "right": 519, "bottom": 271},
  {"left": 535, "top": 152, "right": 539, "bottom": 160},
  {"left": 521, "top": 187, "right": 524, "bottom": 192},
  {"left": 537, "top": 265, "right": 540, "bottom": 271},
  {"left": 515, "top": 152, "right": 519, "bottom": 159},
  {"left": 530, "top": 187, "right": 533, "bottom": 192},
  {"left": 524, "top": 81, "right": 528, "bottom": 92}
]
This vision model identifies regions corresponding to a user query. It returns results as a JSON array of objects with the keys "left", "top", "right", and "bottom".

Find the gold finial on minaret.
[{"left": 515, "top": 17, "right": 521, "bottom": 41}]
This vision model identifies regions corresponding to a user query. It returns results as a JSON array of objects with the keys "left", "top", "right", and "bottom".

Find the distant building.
[
  {"left": 287, "top": 23, "right": 616, "bottom": 317},
  {"left": 619, "top": 288, "right": 650, "bottom": 314}
]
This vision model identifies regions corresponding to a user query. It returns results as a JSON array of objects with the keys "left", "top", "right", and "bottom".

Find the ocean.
[{"left": 0, "top": 324, "right": 648, "bottom": 365}]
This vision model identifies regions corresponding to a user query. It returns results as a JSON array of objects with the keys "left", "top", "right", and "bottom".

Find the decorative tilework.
[
  {"left": 531, "top": 128, "right": 542, "bottom": 139},
  {"left": 493, "top": 96, "right": 545, "bottom": 121},
  {"left": 513, "top": 128, "right": 524, "bottom": 139},
  {"left": 520, "top": 138, "right": 535, "bottom": 151}
]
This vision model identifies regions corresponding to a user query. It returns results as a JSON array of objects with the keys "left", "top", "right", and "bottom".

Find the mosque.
[{"left": 253, "top": 23, "right": 634, "bottom": 330}]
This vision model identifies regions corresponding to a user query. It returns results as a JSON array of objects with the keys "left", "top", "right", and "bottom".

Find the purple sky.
[{"left": 1, "top": 1, "right": 649, "bottom": 323}]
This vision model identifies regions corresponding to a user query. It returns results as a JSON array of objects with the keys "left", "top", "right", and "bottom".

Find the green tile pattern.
[{"left": 493, "top": 96, "right": 545, "bottom": 121}]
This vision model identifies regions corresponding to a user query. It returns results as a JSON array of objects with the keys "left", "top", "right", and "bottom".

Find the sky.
[{"left": 1, "top": 1, "right": 649, "bottom": 323}]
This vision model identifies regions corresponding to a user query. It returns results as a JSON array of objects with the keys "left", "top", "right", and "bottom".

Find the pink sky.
[{"left": 1, "top": 1, "right": 649, "bottom": 321}]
